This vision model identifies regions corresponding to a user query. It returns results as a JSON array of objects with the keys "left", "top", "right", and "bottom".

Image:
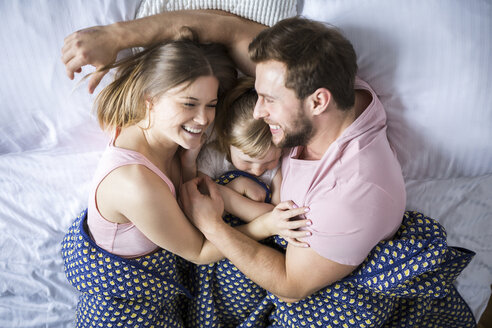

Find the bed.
[{"left": 1, "top": 0, "right": 490, "bottom": 327}]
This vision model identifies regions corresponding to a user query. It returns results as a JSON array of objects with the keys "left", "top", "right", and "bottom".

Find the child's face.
[{"left": 230, "top": 145, "right": 281, "bottom": 177}]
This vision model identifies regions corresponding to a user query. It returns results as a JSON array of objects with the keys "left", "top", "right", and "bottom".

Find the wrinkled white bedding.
[
  {"left": 0, "top": 1, "right": 137, "bottom": 327},
  {"left": 0, "top": 1, "right": 490, "bottom": 327}
]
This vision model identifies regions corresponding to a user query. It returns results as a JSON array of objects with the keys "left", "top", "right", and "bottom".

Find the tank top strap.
[
  {"left": 104, "top": 129, "right": 176, "bottom": 196},
  {"left": 109, "top": 148, "right": 176, "bottom": 197}
]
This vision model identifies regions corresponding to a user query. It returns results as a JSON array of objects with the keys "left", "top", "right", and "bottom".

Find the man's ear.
[{"left": 307, "top": 88, "right": 331, "bottom": 116}]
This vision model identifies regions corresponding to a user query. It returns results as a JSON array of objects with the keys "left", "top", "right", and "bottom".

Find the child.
[
  {"left": 199, "top": 76, "right": 280, "bottom": 189},
  {"left": 195, "top": 76, "right": 309, "bottom": 246},
  {"left": 61, "top": 39, "right": 310, "bottom": 328},
  {"left": 181, "top": 78, "right": 312, "bottom": 327}
]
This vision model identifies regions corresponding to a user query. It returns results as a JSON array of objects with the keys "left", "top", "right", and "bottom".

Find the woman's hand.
[
  {"left": 180, "top": 176, "right": 225, "bottom": 234},
  {"left": 259, "top": 201, "right": 312, "bottom": 248},
  {"left": 61, "top": 24, "right": 121, "bottom": 93}
]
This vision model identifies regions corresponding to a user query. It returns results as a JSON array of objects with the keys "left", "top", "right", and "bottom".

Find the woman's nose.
[{"left": 194, "top": 106, "right": 208, "bottom": 125}]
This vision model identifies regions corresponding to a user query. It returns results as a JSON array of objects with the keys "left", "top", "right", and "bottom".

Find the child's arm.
[
  {"left": 219, "top": 169, "right": 283, "bottom": 220},
  {"left": 225, "top": 176, "right": 268, "bottom": 202},
  {"left": 270, "top": 170, "right": 282, "bottom": 206},
  {"left": 192, "top": 204, "right": 311, "bottom": 263},
  {"left": 195, "top": 172, "right": 311, "bottom": 247},
  {"left": 216, "top": 182, "right": 274, "bottom": 221},
  {"left": 197, "top": 170, "right": 274, "bottom": 221}
]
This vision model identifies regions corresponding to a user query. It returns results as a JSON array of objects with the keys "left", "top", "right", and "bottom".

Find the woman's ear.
[
  {"left": 309, "top": 88, "right": 331, "bottom": 116},
  {"left": 139, "top": 98, "right": 154, "bottom": 130}
]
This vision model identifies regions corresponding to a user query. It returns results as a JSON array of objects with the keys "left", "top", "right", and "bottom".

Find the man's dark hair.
[{"left": 249, "top": 17, "right": 357, "bottom": 110}]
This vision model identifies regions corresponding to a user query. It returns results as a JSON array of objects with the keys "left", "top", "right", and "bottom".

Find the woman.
[{"left": 61, "top": 37, "right": 310, "bottom": 327}]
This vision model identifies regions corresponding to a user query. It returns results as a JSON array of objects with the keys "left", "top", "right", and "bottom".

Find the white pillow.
[
  {"left": 301, "top": 0, "right": 492, "bottom": 180},
  {"left": 136, "top": 0, "right": 297, "bottom": 26}
]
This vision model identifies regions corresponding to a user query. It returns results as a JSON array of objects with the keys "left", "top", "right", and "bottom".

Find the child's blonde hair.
[
  {"left": 93, "top": 33, "right": 237, "bottom": 130},
  {"left": 215, "top": 76, "right": 275, "bottom": 161}
]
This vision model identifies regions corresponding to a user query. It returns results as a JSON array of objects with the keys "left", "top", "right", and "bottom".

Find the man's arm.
[
  {"left": 62, "top": 10, "right": 266, "bottom": 93},
  {"left": 181, "top": 177, "right": 357, "bottom": 301},
  {"left": 206, "top": 222, "right": 356, "bottom": 302}
]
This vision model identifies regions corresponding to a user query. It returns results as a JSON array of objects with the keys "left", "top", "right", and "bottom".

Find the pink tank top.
[{"left": 87, "top": 135, "right": 176, "bottom": 258}]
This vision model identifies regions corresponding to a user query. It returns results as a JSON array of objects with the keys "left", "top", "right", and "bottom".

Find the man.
[
  {"left": 62, "top": 9, "right": 407, "bottom": 323},
  {"left": 180, "top": 16, "right": 406, "bottom": 303}
]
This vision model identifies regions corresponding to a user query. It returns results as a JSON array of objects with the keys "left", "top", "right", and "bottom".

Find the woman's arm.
[
  {"left": 62, "top": 10, "right": 266, "bottom": 93},
  {"left": 99, "top": 164, "right": 216, "bottom": 264},
  {"left": 101, "top": 165, "right": 306, "bottom": 265}
]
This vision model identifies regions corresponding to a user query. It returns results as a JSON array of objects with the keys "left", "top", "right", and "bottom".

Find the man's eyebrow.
[{"left": 257, "top": 92, "right": 276, "bottom": 99}]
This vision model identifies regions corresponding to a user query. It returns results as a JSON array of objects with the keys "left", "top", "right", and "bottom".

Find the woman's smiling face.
[{"left": 149, "top": 75, "right": 219, "bottom": 150}]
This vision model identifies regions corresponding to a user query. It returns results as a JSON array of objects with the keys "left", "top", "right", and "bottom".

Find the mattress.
[{"left": 1, "top": 0, "right": 490, "bottom": 326}]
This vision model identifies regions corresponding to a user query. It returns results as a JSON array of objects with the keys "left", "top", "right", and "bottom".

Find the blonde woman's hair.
[
  {"left": 214, "top": 76, "right": 275, "bottom": 161},
  {"left": 93, "top": 33, "right": 237, "bottom": 130}
]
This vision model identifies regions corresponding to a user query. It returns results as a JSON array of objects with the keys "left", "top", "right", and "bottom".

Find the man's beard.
[{"left": 275, "top": 106, "right": 314, "bottom": 148}]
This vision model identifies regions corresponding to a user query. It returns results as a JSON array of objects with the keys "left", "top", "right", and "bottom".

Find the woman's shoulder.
[{"left": 104, "top": 164, "right": 174, "bottom": 203}]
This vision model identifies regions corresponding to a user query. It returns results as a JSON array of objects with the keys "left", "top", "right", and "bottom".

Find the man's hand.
[
  {"left": 61, "top": 25, "right": 121, "bottom": 93},
  {"left": 180, "top": 176, "right": 225, "bottom": 232},
  {"left": 61, "top": 9, "right": 265, "bottom": 93},
  {"left": 226, "top": 176, "right": 267, "bottom": 202}
]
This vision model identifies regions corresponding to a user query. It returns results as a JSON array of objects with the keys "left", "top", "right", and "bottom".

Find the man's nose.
[{"left": 253, "top": 99, "right": 267, "bottom": 120}]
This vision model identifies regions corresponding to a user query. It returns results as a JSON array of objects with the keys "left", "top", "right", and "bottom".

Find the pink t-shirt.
[
  {"left": 87, "top": 135, "right": 175, "bottom": 258},
  {"left": 280, "top": 78, "right": 406, "bottom": 266}
]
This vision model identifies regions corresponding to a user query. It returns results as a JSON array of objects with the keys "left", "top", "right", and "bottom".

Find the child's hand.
[
  {"left": 226, "top": 176, "right": 266, "bottom": 202},
  {"left": 262, "top": 201, "right": 312, "bottom": 248}
]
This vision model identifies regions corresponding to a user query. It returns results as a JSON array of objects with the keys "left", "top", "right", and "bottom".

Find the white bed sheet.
[
  {"left": 0, "top": 0, "right": 490, "bottom": 327},
  {"left": 0, "top": 1, "right": 138, "bottom": 327}
]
